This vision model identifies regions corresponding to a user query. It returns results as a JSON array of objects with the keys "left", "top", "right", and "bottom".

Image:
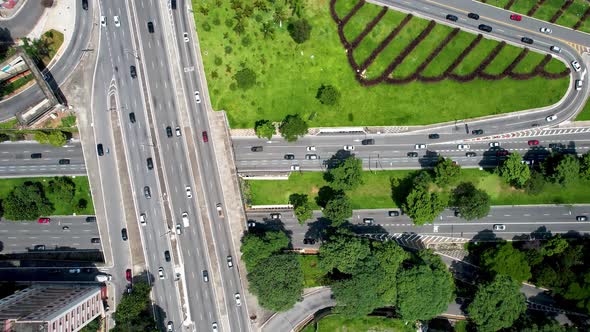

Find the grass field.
[
  {"left": 576, "top": 99, "right": 590, "bottom": 121},
  {"left": 247, "top": 169, "right": 590, "bottom": 209},
  {"left": 301, "top": 314, "right": 415, "bottom": 332},
  {"left": 0, "top": 176, "right": 94, "bottom": 216},
  {"left": 194, "top": 0, "right": 569, "bottom": 128},
  {"left": 297, "top": 255, "right": 326, "bottom": 288},
  {"left": 40, "top": 29, "right": 64, "bottom": 67}
]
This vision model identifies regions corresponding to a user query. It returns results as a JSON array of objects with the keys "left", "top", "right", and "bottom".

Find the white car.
[
  {"left": 139, "top": 213, "right": 147, "bottom": 226},
  {"left": 550, "top": 45, "right": 561, "bottom": 53},
  {"left": 576, "top": 79, "right": 583, "bottom": 91},
  {"left": 545, "top": 114, "right": 557, "bottom": 122},
  {"left": 415, "top": 144, "right": 426, "bottom": 149},
  {"left": 227, "top": 256, "right": 233, "bottom": 268},
  {"left": 457, "top": 144, "right": 470, "bottom": 150},
  {"left": 183, "top": 32, "right": 189, "bottom": 42},
  {"left": 194, "top": 91, "right": 201, "bottom": 104},
  {"left": 290, "top": 165, "right": 300, "bottom": 171},
  {"left": 306, "top": 146, "right": 316, "bottom": 151},
  {"left": 158, "top": 267, "right": 165, "bottom": 280},
  {"left": 212, "top": 322, "right": 218, "bottom": 332},
  {"left": 540, "top": 27, "right": 552, "bottom": 34},
  {"left": 100, "top": 16, "right": 107, "bottom": 27},
  {"left": 493, "top": 224, "right": 506, "bottom": 231},
  {"left": 176, "top": 223, "right": 182, "bottom": 235},
  {"left": 571, "top": 61, "right": 581, "bottom": 72},
  {"left": 185, "top": 186, "right": 192, "bottom": 198},
  {"left": 234, "top": 293, "right": 241, "bottom": 306},
  {"left": 489, "top": 142, "right": 500, "bottom": 148},
  {"left": 114, "top": 16, "right": 120, "bottom": 27},
  {"left": 175, "top": 126, "right": 181, "bottom": 137},
  {"left": 343, "top": 145, "right": 354, "bottom": 151}
]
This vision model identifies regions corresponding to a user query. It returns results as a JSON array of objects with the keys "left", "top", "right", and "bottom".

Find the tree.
[
  {"left": 112, "top": 281, "right": 156, "bottom": 331},
  {"left": 233, "top": 67, "right": 256, "bottom": 89},
  {"left": 289, "top": 193, "right": 312, "bottom": 224},
  {"left": 241, "top": 230, "right": 290, "bottom": 271},
  {"left": 287, "top": 0, "right": 305, "bottom": 17},
  {"left": 553, "top": 154, "right": 579, "bottom": 186},
  {"left": 287, "top": 18, "right": 311, "bottom": 44},
  {"left": 498, "top": 152, "right": 530, "bottom": 188},
  {"left": 580, "top": 151, "right": 590, "bottom": 180},
  {"left": 540, "top": 235, "right": 568, "bottom": 257},
  {"left": 525, "top": 170, "right": 545, "bottom": 195},
  {"left": 323, "top": 193, "right": 352, "bottom": 227},
  {"left": 372, "top": 241, "right": 409, "bottom": 304},
  {"left": 481, "top": 242, "right": 531, "bottom": 282},
  {"left": 254, "top": 120, "right": 275, "bottom": 140},
  {"left": 33, "top": 131, "right": 49, "bottom": 145},
  {"left": 279, "top": 114, "right": 308, "bottom": 142},
  {"left": 3, "top": 182, "right": 53, "bottom": 220},
  {"left": 319, "top": 234, "right": 370, "bottom": 274},
  {"left": 316, "top": 85, "right": 340, "bottom": 106},
  {"left": 248, "top": 254, "right": 303, "bottom": 311},
  {"left": 467, "top": 275, "right": 526, "bottom": 332},
  {"left": 433, "top": 157, "right": 460, "bottom": 186},
  {"left": 452, "top": 182, "right": 490, "bottom": 220},
  {"left": 47, "top": 176, "right": 76, "bottom": 202},
  {"left": 403, "top": 183, "right": 446, "bottom": 225},
  {"left": 260, "top": 21, "right": 276, "bottom": 40},
  {"left": 325, "top": 156, "right": 363, "bottom": 191},
  {"left": 48, "top": 131, "right": 67, "bottom": 147}
]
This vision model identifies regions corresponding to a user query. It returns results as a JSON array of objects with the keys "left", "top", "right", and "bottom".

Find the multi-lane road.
[{"left": 0, "top": 142, "right": 86, "bottom": 176}]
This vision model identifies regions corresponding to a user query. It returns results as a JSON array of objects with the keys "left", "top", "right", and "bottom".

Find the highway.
[{"left": 0, "top": 141, "right": 86, "bottom": 177}]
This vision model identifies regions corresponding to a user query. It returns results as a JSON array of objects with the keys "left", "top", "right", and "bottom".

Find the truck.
[
  {"left": 95, "top": 274, "right": 112, "bottom": 282},
  {"left": 216, "top": 203, "right": 224, "bottom": 218}
]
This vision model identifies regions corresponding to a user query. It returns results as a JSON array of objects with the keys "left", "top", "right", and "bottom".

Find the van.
[{"left": 182, "top": 212, "right": 189, "bottom": 227}]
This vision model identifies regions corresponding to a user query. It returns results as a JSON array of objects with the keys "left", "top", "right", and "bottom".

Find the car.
[
  {"left": 306, "top": 146, "right": 316, "bottom": 151},
  {"left": 545, "top": 114, "right": 557, "bottom": 122},
  {"left": 234, "top": 293, "right": 242, "bottom": 306},
  {"left": 290, "top": 165, "right": 300, "bottom": 171},
  {"left": 34, "top": 245, "right": 46, "bottom": 251},
  {"left": 540, "top": 27, "right": 552, "bottom": 34},
  {"left": 38, "top": 218, "right": 51, "bottom": 224},
  {"left": 68, "top": 268, "right": 81, "bottom": 274},
  {"left": 58, "top": 159, "right": 70, "bottom": 165},
  {"left": 549, "top": 143, "right": 564, "bottom": 150},
  {"left": 528, "top": 140, "right": 539, "bottom": 146},
  {"left": 362, "top": 139, "right": 375, "bottom": 145},
  {"left": 465, "top": 152, "right": 477, "bottom": 157},
  {"left": 97, "top": 143, "right": 105, "bottom": 156},
  {"left": 363, "top": 218, "right": 374, "bottom": 225},
  {"left": 139, "top": 213, "right": 147, "bottom": 226},
  {"left": 147, "top": 21, "right": 154, "bottom": 33},
  {"left": 457, "top": 144, "right": 470, "bottom": 150},
  {"left": 510, "top": 14, "right": 522, "bottom": 21},
  {"left": 212, "top": 322, "right": 218, "bottom": 332},
  {"left": 531, "top": 123, "right": 540, "bottom": 127},
  {"left": 183, "top": 32, "right": 189, "bottom": 42},
  {"left": 428, "top": 133, "right": 440, "bottom": 139},
  {"left": 284, "top": 154, "right": 295, "bottom": 160},
  {"left": 194, "top": 91, "right": 201, "bottom": 103},
  {"left": 82, "top": 0, "right": 88, "bottom": 10},
  {"left": 114, "top": 16, "right": 120, "bottom": 27},
  {"left": 100, "top": 16, "right": 106, "bottom": 27},
  {"left": 146, "top": 157, "right": 153, "bottom": 170},
  {"left": 227, "top": 256, "right": 233, "bottom": 268},
  {"left": 62, "top": 226, "right": 70, "bottom": 231},
  {"left": 489, "top": 142, "right": 500, "bottom": 148},
  {"left": 521, "top": 37, "right": 533, "bottom": 45},
  {"left": 126, "top": 269, "right": 132, "bottom": 281},
  {"left": 305, "top": 154, "right": 318, "bottom": 160},
  {"left": 202, "top": 131, "right": 208, "bottom": 142},
  {"left": 496, "top": 150, "right": 509, "bottom": 157},
  {"left": 550, "top": 45, "right": 561, "bottom": 53},
  {"left": 343, "top": 145, "right": 354, "bottom": 151},
  {"left": 270, "top": 213, "right": 281, "bottom": 220},
  {"left": 129, "top": 112, "right": 136, "bottom": 123},
  {"left": 185, "top": 186, "right": 192, "bottom": 198},
  {"left": 203, "top": 270, "right": 209, "bottom": 282},
  {"left": 182, "top": 212, "right": 189, "bottom": 227},
  {"left": 158, "top": 267, "right": 165, "bottom": 280},
  {"left": 468, "top": 12, "right": 480, "bottom": 20},
  {"left": 30, "top": 153, "right": 42, "bottom": 159},
  {"left": 388, "top": 210, "right": 400, "bottom": 217},
  {"left": 86, "top": 216, "right": 96, "bottom": 223},
  {"left": 493, "top": 224, "right": 506, "bottom": 231},
  {"left": 415, "top": 144, "right": 426, "bottom": 149},
  {"left": 571, "top": 61, "right": 581, "bottom": 72},
  {"left": 576, "top": 216, "right": 588, "bottom": 221},
  {"left": 167, "top": 321, "right": 173, "bottom": 332},
  {"left": 576, "top": 80, "right": 583, "bottom": 91},
  {"left": 164, "top": 250, "right": 171, "bottom": 262},
  {"left": 121, "top": 228, "right": 128, "bottom": 241},
  {"left": 247, "top": 221, "right": 256, "bottom": 228},
  {"left": 445, "top": 14, "right": 458, "bottom": 22},
  {"left": 521, "top": 159, "right": 533, "bottom": 165},
  {"left": 166, "top": 126, "right": 173, "bottom": 137},
  {"left": 171, "top": 0, "right": 177, "bottom": 9},
  {"left": 251, "top": 146, "right": 263, "bottom": 152},
  {"left": 216, "top": 203, "right": 224, "bottom": 218},
  {"left": 407, "top": 152, "right": 418, "bottom": 158},
  {"left": 472, "top": 129, "right": 484, "bottom": 135},
  {"left": 144, "top": 186, "right": 151, "bottom": 199},
  {"left": 303, "top": 238, "right": 316, "bottom": 245},
  {"left": 175, "top": 126, "right": 181, "bottom": 137},
  {"left": 176, "top": 223, "right": 182, "bottom": 235},
  {"left": 478, "top": 24, "right": 492, "bottom": 32},
  {"left": 91, "top": 238, "right": 101, "bottom": 244},
  {"left": 130, "top": 65, "right": 137, "bottom": 78}
]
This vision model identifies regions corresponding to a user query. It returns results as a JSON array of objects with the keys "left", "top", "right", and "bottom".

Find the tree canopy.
[
  {"left": 113, "top": 282, "right": 157, "bottom": 332},
  {"left": 433, "top": 157, "right": 460, "bottom": 186},
  {"left": 452, "top": 182, "right": 491, "bottom": 220},
  {"left": 287, "top": 18, "right": 311, "bottom": 43},
  {"left": 319, "top": 234, "right": 370, "bottom": 274},
  {"left": 481, "top": 242, "right": 531, "bottom": 282},
  {"left": 498, "top": 152, "right": 530, "bottom": 188},
  {"left": 289, "top": 193, "right": 313, "bottom": 224},
  {"left": 241, "top": 230, "right": 290, "bottom": 271},
  {"left": 316, "top": 85, "right": 340, "bottom": 105},
  {"left": 254, "top": 119, "right": 275, "bottom": 140},
  {"left": 279, "top": 114, "right": 308, "bottom": 142},
  {"left": 3, "top": 182, "right": 53, "bottom": 220},
  {"left": 322, "top": 193, "right": 352, "bottom": 227},
  {"left": 325, "top": 156, "right": 363, "bottom": 191},
  {"left": 248, "top": 254, "right": 304, "bottom": 311},
  {"left": 553, "top": 154, "right": 580, "bottom": 186},
  {"left": 403, "top": 181, "right": 446, "bottom": 225},
  {"left": 34, "top": 131, "right": 67, "bottom": 147},
  {"left": 234, "top": 67, "right": 257, "bottom": 89},
  {"left": 47, "top": 176, "right": 76, "bottom": 202}
]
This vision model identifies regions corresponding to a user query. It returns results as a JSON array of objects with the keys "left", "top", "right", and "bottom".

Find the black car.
[
  {"left": 129, "top": 112, "right": 136, "bottom": 123},
  {"left": 91, "top": 238, "right": 101, "bottom": 244},
  {"left": 428, "top": 133, "right": 440, "bottom": 139},
  {"left": 171, "top": 0, "right": 177, "bottom": 9},
  {"left": 97, "top": 144, "right": 104, "bottom": 156},
  {"left": 34, "top": 245, "right": 46, "bottom": 250},
  {"left": 31, "top": 153, "right": 42, "bottom": 159},
  {"left": 521, "top": 37, "right": 533, "bottom": 44},
  {"left": 82, "top": 0, "right": 88, "bottom": 10},
  {"left": 251, "top": 146, "right": 263, "bottom": 152},
  {"left": 303, "top": 238, "right": 316, "bottom": 245},
  {"left": 144, "top": 186, "right": 151, "bottom": 199},
  {"left": 147, "top": 21, "right": 155, "bottom": 33},
  {"left": 468, "top": 12, "right": 480, "bottom": 20},
  {"left": 471, "top": 129, "right": 484, "bottom": 135},
  {"left": 388, "top": 210, "right": 400, "bottom": 217},
  {"left": 86, "top": 216, "right": 96, "bottom": 222},
  {"left": 121, "top": 228, "right": 128, "bottom": 241},
  {"left": 58, "top": 159, "right": 70, "bottom": 165},
  {"left": 284, "top": 154, "right": 295, "bottom": 160},
  {"left": 446, "top": 14, "right": 458, "bottom": 22},
  {"left": 407, "top": 152, "right": 419, "bottom": 157},
  {"left": 164, "top": 250, "right": 171, "bottom": 262},
  {"left": 362, "top": 139, "right": 375, "bottom": 145},
  {"left": 146, "top": 157, "right": 153, "bottom": 170},
  {"left": 130, "top": 65, "right": 137, "bottom": 79},
  {"left": 466, "top": 152, "right": 477, "bottom": 157},
  {"left": 478, "top": 24, "right": 492, "bottom": 32},
  {"left": 576, "top": 216, "right": 588, "bottom": 221},
  {"left": 166, "top": 126, "right": 173, "bottom": 137}
]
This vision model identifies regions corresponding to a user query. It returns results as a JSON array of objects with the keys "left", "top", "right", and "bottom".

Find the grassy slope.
[
  {"left": 194, "top": 0, "right": 568, "bottom": 128},
  {"left": 304, "top": 314, "right": 415, "bottom": 332},
  {"left": 40, "top": 29, "right": 64, "bottom": 67},
  {"left": 297, "top": 255, "right": 325, "bottom": 287}
]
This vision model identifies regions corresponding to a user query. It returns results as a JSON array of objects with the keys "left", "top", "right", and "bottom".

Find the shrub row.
[
  {"left": 527, "top": 0, "right": 546, "bottom": 17},
  {"left": 350, "top": 7, "right": 388, "bottom": 49},
  {"left": 341, "top": 0, "right": 366, "bottom": 26},
  {"left": 573, "top": 6, "right": 590, "bottom": 30},
  {"left": 359, "top": 14, "right": 413, "bottom": 71},
  {"left": 504, "top": 0, "right": 516, "bottom": 10},
  {"left": 549, "top": 1, "right": 574, "bottom": 23}
]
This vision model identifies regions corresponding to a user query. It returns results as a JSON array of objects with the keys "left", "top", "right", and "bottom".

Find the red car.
[
  {"left": 496, "top": 150, "right": 509, "bottom": 157},
  {"left": 528, "top": 140, "right": 539, "bottom": 146},
  {"left": 202, "top": 131, "right": 208, "bottom": 143},
  {"left": 38, "top": 218, "right": 51, "bottom": 224},
  {"left": 126, "top": 269, "right": 132, "bottom": 282},
  {"left": 510, "top": 14, "right": 522, "bottom": 21}
]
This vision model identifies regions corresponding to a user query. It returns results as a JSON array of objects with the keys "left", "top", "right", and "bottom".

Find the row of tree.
[
  {"left": 254, "top": 114, "right": 309, "bottom": 142},
  {"left": 112, "top": 281, "right": 157, "bottom": 332}
]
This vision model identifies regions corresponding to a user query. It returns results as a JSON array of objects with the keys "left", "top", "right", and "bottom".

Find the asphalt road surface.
[{"left": 0, "top": 141, "right": 86, "bottom": 177}]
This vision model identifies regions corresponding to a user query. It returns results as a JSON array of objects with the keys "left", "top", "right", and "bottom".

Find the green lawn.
[
  {"left": 302, "top": 314, "right": 415, "bottom": 332},
  {"left": 342, "top": 3, "right": 384, "bottom": 42},
  {"left": 0, "top": 176, "right": 94, "bottom": 216},
  {"left": 483, "top": 44, "right": 523, "bottom": 75},
  {"left": 511, "top": 52, "right": 545, "bottom": 73},
  {"left": 40, "top": 29, "right": 64, "bottom": 67},
  {"left": 575, "top": 98, "right": 590, "bottom": 121},
  {"left": 298, "top": 255, "right": 326, "bottom": 288},
  {"left": 194, "top": 0, "right": 569, "bottom": 128},
  {"left": 452, "top": 38, "right": 497, "bottom": 75},
  {"left": 0, "top": 118, "right": 19, "bottom": 129},
  {"left": 422, "top": 32, "right": 475, "bottom": 77},
  {"left": 247, "top": 169, "right": 590, "bottom": 209}
]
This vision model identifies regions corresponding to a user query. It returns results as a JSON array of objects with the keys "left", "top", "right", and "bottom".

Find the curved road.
[{"left": 0, "top": 0, "right": 45, "bottom": 39}]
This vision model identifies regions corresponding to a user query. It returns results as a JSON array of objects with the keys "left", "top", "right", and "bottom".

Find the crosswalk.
[
  {"left": 359, "top": 233, "right": 469, "bottom": 250},
  {"left": 566, "top": 42, "right": 590, "bottom": 55},
  {"left": 464, "top": 126, "right": 590, "bottom": 142}
]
